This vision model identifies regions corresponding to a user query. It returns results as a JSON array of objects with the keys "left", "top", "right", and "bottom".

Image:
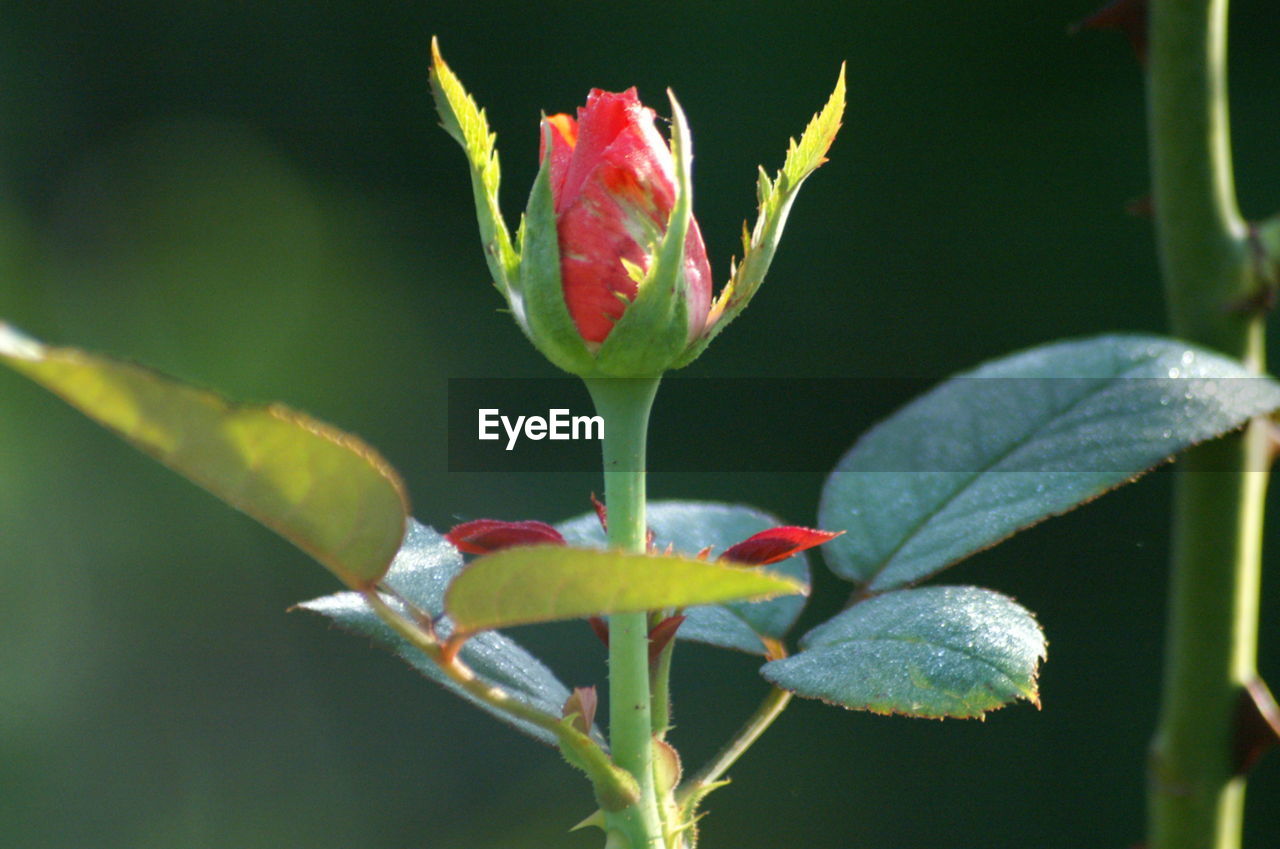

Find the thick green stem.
[
  {"left": 1147, "top": 2, "right": 1268, "bottom": 848},
  {"left": 586, "top": 377, "right": 666, "bottom": 849}
]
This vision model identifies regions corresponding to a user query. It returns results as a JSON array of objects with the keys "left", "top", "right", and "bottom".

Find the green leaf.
[
  {"left": 0, "top": 322, "right": 407, "bottom": 588},
  {"left": 429, "top": 38, "right": 519, "bottom": 296},
  {"left": 821, "top": 334, "right": 1280, "bottom": 591},
  {"left": 298, "top": 520, "right": 582, "bottom": 745},
  {"left": 675, "top": 63, "right": 845, "bottom": 367},
  {"left": 761, "top": 586, "right": 1045, "bottom": 719},
  {"left": 557, "top": 501, "right": 811, "bottom": 655},
  {"left": 445, "top": 545, "right": 806, "bottom": 636}
]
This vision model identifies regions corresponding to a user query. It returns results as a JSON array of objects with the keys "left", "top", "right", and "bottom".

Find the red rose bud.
[
  {"left": 445, "top": 518, "right": 565, "bottom": 555},
  {"left": 540, "top": 89, "right": 712, "bottom": 349},
  {"left": 430, "top": 41, "right": 844, "bottom": 376},
  {"left": 720, "top": 526, "right": 844, "bottom": 566}
]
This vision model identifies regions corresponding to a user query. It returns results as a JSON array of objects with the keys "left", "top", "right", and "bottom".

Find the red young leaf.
[
  {"left": 648, "top": 614, "right": 686, "bottom": 663},
  {"left": 720, "top": 526, "right": 843, "bottom": 566},
  {"left": 445, "top": 518, "right": 565, "bottom": 554},
  {"left": 588, "top": 616, "right": 610, "bottom": 648}
]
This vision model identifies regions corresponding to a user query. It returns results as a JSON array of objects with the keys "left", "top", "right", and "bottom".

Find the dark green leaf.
[
  {"left": 821, "top": 335, "right": 1280, "bottom": 591},
  {"left": 761, "top": 586, "right": 1045, "bottom": 719},
  {"left": 298, "top": 520, "right": 581, "bottom": 745},
  {"left": 558, "top": 501, "right": 811, "bottom": 655}
]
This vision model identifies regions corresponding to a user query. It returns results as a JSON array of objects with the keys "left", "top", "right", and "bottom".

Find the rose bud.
[
  {"left": 430, "top": 39, "right": 845, "bottom": 376},
  {"left": 538, "top": 90, "right": 712, "bottom": 350}
]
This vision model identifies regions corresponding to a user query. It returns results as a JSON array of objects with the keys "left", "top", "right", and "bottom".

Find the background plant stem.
[
  {"left": 586, "top": 376, "right": 666, "bottom": 849},
  {"left": 1147, "top": 1, "right": 1268, "bottom": 847}
]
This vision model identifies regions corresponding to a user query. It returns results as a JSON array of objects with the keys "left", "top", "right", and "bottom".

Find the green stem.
[
  {"left": 1147, "top": 2, "right": 1268, "bottom": 848},
  {"left": 650, "top": 628, "right": 676, "bottom": 737},
  {"left": 676, "top": 685, "right": 792, "bottom": 810},
  {"left": 586, "top": 376, "right": 665, "bottom": 849}
]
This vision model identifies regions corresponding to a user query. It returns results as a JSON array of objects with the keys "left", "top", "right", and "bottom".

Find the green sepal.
[
  {"left": 428, "top": 38, "right": 520, "bottom": 298},
  {"left": 594, "top": 91, "right": 695, "bottom": 377},
  {"left": 557, "top": 719, "right": 642, "bottom": 812},
  {"left": 674, "top": 64, "right": 846, "bottom": 368},
  {"left": 517, "top": 127, "right": 597, "bottom": 375}
]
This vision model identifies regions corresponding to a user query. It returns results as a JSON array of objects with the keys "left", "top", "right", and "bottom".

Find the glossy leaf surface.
[
  {"left": 298, "top": 521, "right": 580, "bottom": 745},
  {"left": 762, "top": 586, "right": 1045, "bottom": 719},
  {"left": 821, "top": 335, "right": 1280, "bottom": 591}
]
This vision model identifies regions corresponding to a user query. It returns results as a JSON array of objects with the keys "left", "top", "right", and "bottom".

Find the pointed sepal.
[
  {"left": 674, "top": 63, "right": 846, "bottom": 366},
  {"left": 429, "top": 38, "right": 520, "bottom": 296}
]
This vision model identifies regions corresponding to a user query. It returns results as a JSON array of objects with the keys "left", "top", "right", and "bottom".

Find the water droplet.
[
  {"left": 1181, "top": 350, "right": 1195, "bottom": 366},
  {"left": 1168, "top": 367, "right": 1181, "bottom": 378}
]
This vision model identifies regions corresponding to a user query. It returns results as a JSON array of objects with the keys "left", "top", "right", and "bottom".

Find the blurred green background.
[{"left": 2, "top": 1, "right": 1278, "bottom": 847}]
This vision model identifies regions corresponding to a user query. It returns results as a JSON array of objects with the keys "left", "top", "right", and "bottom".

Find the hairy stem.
[
  {"left": 586, "top": 376, "right": 666, "bottom": 849},
  {"left": 1147, "top": 2, "right": 1268, "bottom": 848}
]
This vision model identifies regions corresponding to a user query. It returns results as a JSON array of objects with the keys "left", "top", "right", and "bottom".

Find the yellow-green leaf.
[
  {"left": 445, "top": 546, "right": 806, "bottom": 635},
  {"left": 0, "top": 322, "right": 408, "bottom": 588}
]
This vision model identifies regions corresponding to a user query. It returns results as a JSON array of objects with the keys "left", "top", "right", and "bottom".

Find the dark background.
[{"left": 2, "top": 1, "right": 1278, "bottom": 847}]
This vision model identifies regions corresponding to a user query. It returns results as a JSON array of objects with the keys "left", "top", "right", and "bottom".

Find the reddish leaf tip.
[
  {"left": 648, "top": 615, "right": 686, "bottom": 664},
  {"left": 588, "top": 616, "right": 610, "bottom": 648},
  {"left": 445, "top": 518, "right": 566, "bottom": 555},
  {"left": 720, "top": 526, "right": 844, "bottom": 566}
]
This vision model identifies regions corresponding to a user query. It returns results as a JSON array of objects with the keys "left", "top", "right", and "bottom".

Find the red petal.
[
  {"left": 540, "top": 113, "right": 577, "bottom": 200},
  {"left": 445, "top": 519, "right": 566, "bottom": 555},
  {"left": 549, "top": 87, "right": 712, "bottom": 344},
  {"left": 558, "top": 89, "right": 649, "bottom": 213},
  {"left": 681, "top": 218, "right": 713, "bottom": 341},
  {"left": 720, "top": 526, "right": 844, "bottom": 566}
]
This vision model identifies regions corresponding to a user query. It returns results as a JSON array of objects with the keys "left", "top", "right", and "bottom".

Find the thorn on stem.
[
  {"left": 563, "top": 686, "right": 599, "bottom": 734},
  {"left": 1233, "top": 677, "right": 1280, "bottom": 775},
  {"left": 590, "top": 492, "right": 608, "bottom": 531}
]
